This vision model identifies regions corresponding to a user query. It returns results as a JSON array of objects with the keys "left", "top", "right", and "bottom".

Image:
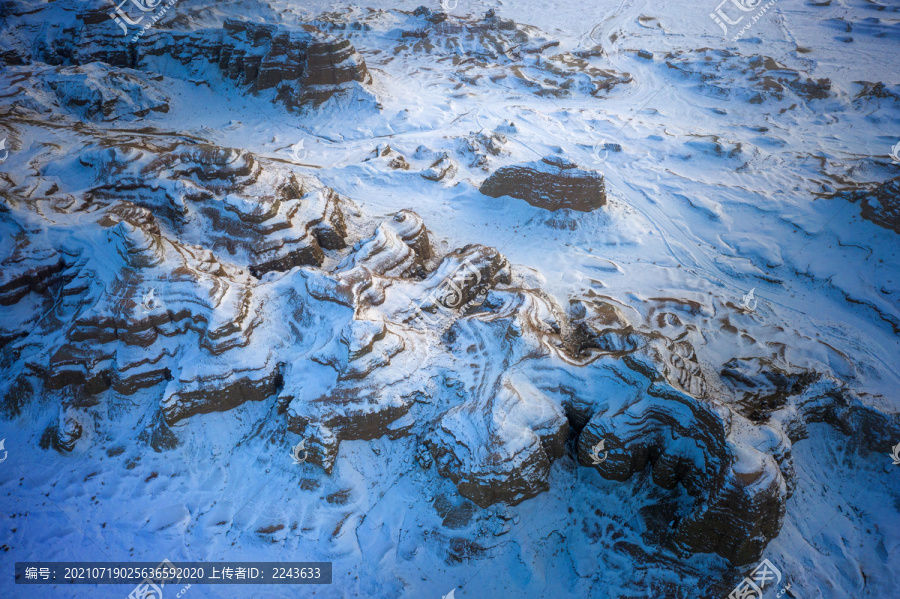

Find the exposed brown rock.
[
  {"left": 430, "top": 374, "right": 569, "bottom": 507},
  {"left": 480, "top": 156, "right": 606, "bottom": 211},
  {"left": 846, "top": 176, "right": 900, "bottom": 234}
]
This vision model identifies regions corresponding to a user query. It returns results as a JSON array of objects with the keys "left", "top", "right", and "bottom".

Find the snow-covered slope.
[{"left": 1, "top": 0, "right": 899, "bottom": 598}]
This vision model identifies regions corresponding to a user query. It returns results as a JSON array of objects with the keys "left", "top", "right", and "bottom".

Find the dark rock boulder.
[{"left": 480, "top": 156, "right": 606, "bottom": 212}]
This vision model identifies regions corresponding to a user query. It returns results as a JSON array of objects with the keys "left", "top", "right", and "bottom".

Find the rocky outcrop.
[
  {"left": 480, "top": 156, "right": 606, "bottom": 211},
  {"left": 3, "top": 5, "right": 374, "bottom": 111},
  {"left": 4, "top": 152, "right": 897, "bottom": 567},
  {"left": 723, "top": 357, "right": 900, "bottom": 455},
  {"left": 82, "top": 143, "right": 348, "bottom": 277},
  {"left": 1, "top": 117, "right": 897, "bottom": 574},
  {"left": 664, "top": 49, "right": 832, "bottom": 104},
  {"left": 400, "top": 8, "right": 632, "bottom": 99},
  {"left": 10, "top": 62, "right": 170, "bottom": 121},
  {"left": 575, "top": 387, "right": 787, "bottom": 566},
  {"left": 844, "top": 176, "right": 900, "bottom": 234},
  {"left": 303, "top": 39, "right": 372, "bottom": 86},
  {"left": 282, "top": 242, "right": 511, "bottom": 472},
  {"left": 430, "top": 374, "right": 569, "bottom": 506}
]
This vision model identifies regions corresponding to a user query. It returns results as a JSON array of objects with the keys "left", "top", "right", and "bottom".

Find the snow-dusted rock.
[
  {"left": 480, "top": 156, "right": 606, "bottom": 211},
  {"left": 430, "top": 373, "right": 569, "bottom": 507}
]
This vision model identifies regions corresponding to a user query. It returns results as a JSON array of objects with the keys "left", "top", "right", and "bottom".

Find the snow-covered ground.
[{"left": 1, "top": 0, "right": 899, "bottom": 597}]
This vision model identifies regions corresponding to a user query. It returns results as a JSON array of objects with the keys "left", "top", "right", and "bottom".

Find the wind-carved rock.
[
  {"left": 83, "top": 143, "right": 348, "bottom": 277},
  {"left": 430, "top": 373, "right": 568, "bottom": 507},
  {"left": 303, "top": 38, "right": 372, "bottom": 86},
  {"left": 10, "top": 62, "right": 170, "bottom": 122},
  {"left": 7, "top": 8, "right": 375, "bottom": 112},
  {"left": 401, "top": 8, "right": 632, "bottom": 98},
  {"left": 336, "top": 210, "right": 431, "bottom": 279},
  {"left": 480, "top": 156, "right": 607, "bottom": 212},
  {"left": 575, "top": 386, "right": 787, "bottom": 566},
  {"left": 2, "top": 140, "right": 898, "bottom": 568},
  {"left": 723, "top": 356, "right": 900, "bottom": 456},
  {"left": 281, "top": 235, "right": 511, "bottom": 473}
]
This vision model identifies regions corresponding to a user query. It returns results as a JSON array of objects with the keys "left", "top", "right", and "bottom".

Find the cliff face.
[
  {"left": 3, "top": 5, "right": 373, "bottom": 110},
  {"left": 481, "top": 156, "right": 607, "bottom": 212}
]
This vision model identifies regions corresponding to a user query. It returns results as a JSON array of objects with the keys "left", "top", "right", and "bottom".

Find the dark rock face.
[
  {"left": 430, "top": 374, "right": 569, "bottom": 507},
  {"left": 576, "top": 387, "right": 786, "bottom": 566},
  {"left": 845, "top": 176, "right": 900, "bottom": 234},
  {"left": 5, "top": 6, "right": 374, "bottom": 111},
  {"left": 163, "top": 369, "right": 285, "bottom": 425},
  {"left": 480, "top": 156, "right": 606, "bottom": 211},
  {"left": 303, "top": 39, "right": 372, "bottom": 86}
]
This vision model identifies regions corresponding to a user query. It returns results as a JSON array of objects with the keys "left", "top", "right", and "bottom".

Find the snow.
[{"left": 1, "top": 0, "right": 900, "bottom": 597}]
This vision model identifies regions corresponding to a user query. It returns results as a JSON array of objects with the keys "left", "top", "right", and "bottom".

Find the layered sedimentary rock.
[
  {"left": 282, "top": 241, "right": 511, "bottom": 472},
  {"left": 4, "top": 5, "right": 373, "bottom": 111},
  {"left": 13, "top": 62, "right": 170, "bottom": 121},
  {"left": 82, "top": 143, "right": 348, "bottom": 277},
  {"left": 2, "top": 138, "right": 898, "bottom": 570},
  {"left": 430, "top": 374, "right": 569, "bottom": 506},
  {"left": 399, "top": 8, "right": 632, "bottom": 98},
  {"left": 480, "top": 156, "right": 606, "bottom": 211},
  {"left": 575, "top": 388, "right": 786, "bottom": 565}
]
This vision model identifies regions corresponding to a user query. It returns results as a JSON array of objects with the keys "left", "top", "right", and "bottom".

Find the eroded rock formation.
[
  {"left": 480, "top": 156, "right": 607, "bottom": 211},
  {"left": 3, "top": 5, "right": 374, "bottom": 112},
  {"left": 1, "top": 147, "right": 897, "bottom": 571},
  {"left": 845, "top": 176, "right": 900, "bottom": 234}
]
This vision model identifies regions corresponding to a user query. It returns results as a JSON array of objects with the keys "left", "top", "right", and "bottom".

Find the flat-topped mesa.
[{"left": 480, "top": 156, "right": 606, "bottom": 212}]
